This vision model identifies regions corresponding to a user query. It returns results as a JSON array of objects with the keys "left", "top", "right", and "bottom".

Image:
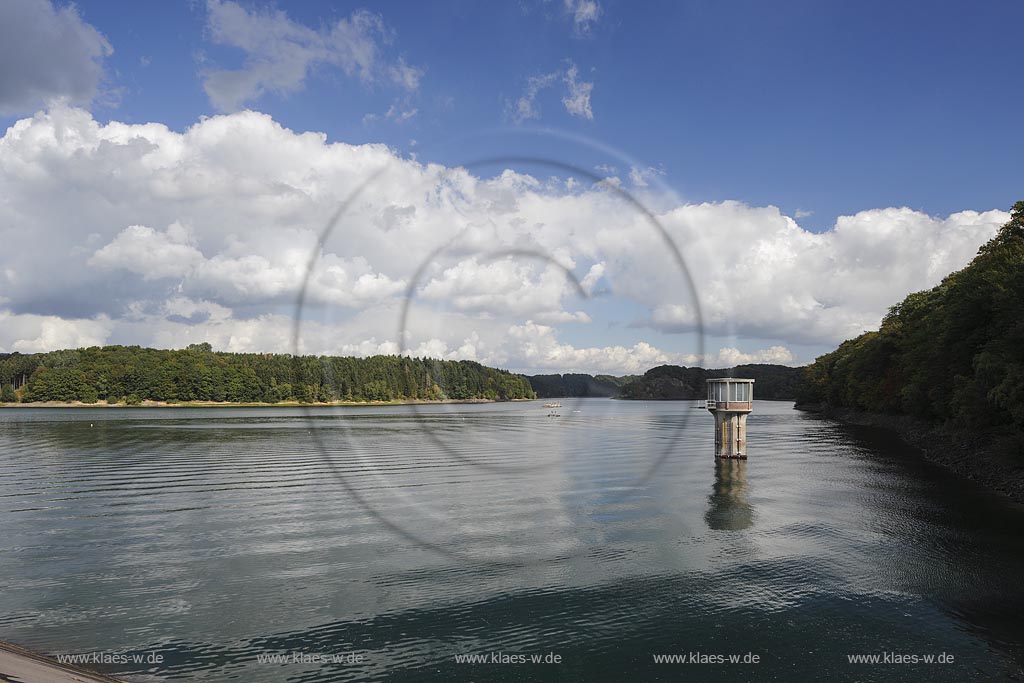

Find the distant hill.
[
  {"left": 0, "top": 345, "right": 535, "bottom": 404},
  {"left": 620, "top": 364, "right": 805, "bottom": 400},
  {"left": 526, "top": 373, "right": 637, "bottom": 398}
]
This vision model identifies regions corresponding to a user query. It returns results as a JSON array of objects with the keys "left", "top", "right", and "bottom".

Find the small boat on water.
[{"left": 543, "top": 402, "right": 562, "bottom": 408}]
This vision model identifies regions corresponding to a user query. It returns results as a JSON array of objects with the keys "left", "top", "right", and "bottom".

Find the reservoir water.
[{"left": 1, "top": 399, "right": 1023, "bottom": 681}]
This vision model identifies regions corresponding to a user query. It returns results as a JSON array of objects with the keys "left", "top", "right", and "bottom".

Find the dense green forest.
[
  {"left": 526, "top": 373, "right": 637, "bottom": 398},
  {"left": 0, "top": 344, "right": 535, "bottom": 404},
  {"left": 796, "top": 201, "right": 1024, "bottom": 453},
  {"left": 0, "top": 344, "right": 806, "bottom": 404},
  {"left": 619, "top": 364, "right": 805, "bottom": 400}
]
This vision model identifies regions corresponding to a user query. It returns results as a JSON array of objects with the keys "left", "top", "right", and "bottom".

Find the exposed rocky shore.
[{"left": 795, "top": 403, "right": 1024, "bottom": 505}]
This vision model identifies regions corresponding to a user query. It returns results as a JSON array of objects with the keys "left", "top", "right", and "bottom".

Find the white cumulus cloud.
[
  {"left": 0, "top": 310, "right": 112, "bottom": 353},
  {"left": 0, "top": 0, "right": 113, "bottom": 115},
  {"left": 89, "top": 223, "right": 204, "bottom": 280}
]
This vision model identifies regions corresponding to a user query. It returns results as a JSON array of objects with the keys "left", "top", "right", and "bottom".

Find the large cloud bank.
[
  {"left": 0, "top": 106, "right": 1008, "bottom": 373},
  {"left": 0, "top": 0, "right": 112, "bottom": 114}
]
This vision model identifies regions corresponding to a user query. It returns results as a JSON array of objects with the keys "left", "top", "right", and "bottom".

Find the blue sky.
[
  {"left": 0, "top": 0, "right": 1020, "bottom": 372},
  {"left": 48, "top": 0, "right": 1024, "bottom": 229}
]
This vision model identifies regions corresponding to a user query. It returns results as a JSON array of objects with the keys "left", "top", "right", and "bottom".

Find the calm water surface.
[{"left": 1, "top": 399, "right": 1023, "bottom": 681}]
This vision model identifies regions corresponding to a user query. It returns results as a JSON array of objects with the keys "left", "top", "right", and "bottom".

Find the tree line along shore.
[
  {"left": 0, "top": 344, "right": 536, "bottom": 405},
  {"left": 795, "top": 201, "right": 1024, "bottom": 501},
  {"left": 0, "top": 343, "right": 804, "bottom": 407}
]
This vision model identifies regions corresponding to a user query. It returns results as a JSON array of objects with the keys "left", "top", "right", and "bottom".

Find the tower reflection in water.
[{"left": 704, "top": 458, "right": 754, "bottom": 531}]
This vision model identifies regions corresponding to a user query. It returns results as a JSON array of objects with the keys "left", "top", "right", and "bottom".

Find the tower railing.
[{"left": 707, "top": 400, "right": 753, "bottom": 411}]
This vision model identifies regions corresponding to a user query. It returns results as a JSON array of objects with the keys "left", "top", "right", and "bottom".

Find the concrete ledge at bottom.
[{"left": 0, "top": 641, "right": 129, "bottom": 683}]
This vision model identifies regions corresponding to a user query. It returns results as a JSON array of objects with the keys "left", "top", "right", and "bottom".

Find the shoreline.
[
  {"left": 0, "top": 397, "right": 537, "bottom": 409},
  {"left": 0, "top": 640, "right": 126, "bottom": 683},
  {"left": 795, "top": 402, "right": 1024, "bottom": 505},
  {"left": 617, "top": 396, "right": 796, "bottom": 402}
]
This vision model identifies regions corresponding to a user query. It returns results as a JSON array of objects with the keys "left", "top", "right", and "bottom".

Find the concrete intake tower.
[{"left": 706, "top": 378, "right": 754, "bottom": 459}]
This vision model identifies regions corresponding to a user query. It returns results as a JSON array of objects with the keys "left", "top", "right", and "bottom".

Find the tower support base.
[{"left": 713, "top": 410, "right": 749, "bottom": 459}]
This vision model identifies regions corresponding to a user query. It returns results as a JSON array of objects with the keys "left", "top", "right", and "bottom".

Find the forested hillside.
[
  {"left": 0, "top": 344, "right": 535, "bottom": 404},
  {"left": 797, "top": 201, "right": 1024, "bottom": 455},
  {"left": 526, "top": 373, "right": 636, "bottom": 398},
  {"left": 620, "top": 364, "right": 805, "bottom": 400}
]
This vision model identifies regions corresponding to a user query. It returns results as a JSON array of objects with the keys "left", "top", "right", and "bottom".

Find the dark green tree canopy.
[
  {"left": 620, "top": 364, "right": 804, "bottom": 400},
  {"left": 0, "top": 346, "right": 535, "bottom": 404},
  {"left": 797, "top": 201, "right": 1024, "bottom": 455}
]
